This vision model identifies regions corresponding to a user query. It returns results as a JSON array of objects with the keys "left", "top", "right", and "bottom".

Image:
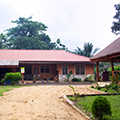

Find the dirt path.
[{"left": 0, "top": 85, "right": 103, "bottom": 120}]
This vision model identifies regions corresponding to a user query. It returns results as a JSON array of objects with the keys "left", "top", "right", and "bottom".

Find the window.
[
  {"left": 24, "top": 65, "right": 32, "bottom": 74},
  {"left": 41, "top": 66, "right": 49, "bottom": 73},
  {"left": 76, "top": 65, "right": 85, "bottom": 75},
  {"left": 62, "top": 65, "right": 68, "bottom": 75}
]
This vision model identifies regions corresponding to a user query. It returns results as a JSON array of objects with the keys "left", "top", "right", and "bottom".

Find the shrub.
[
  {"left": 84, "top": 77, "right": 89, "bottom": 82},
  {"left": 91, "top": 96, "right": 112, "bottom": 120},
  {"left": 97, "top": 86, "right": 101, "bottom": 90},
  {"left": 105, "top": 90, "right": 107, "bottom": 92},
  {"left": 66, "top": 71, "right": 73, "bottom": 82},
  {"left": 4, "top": 72, "right": 22, "bottom": 85},
  {"left": 91, "top": 86, "right": 94, "bottom": 88},
  {"left": 112, "top": 84, "right": 119, "bottom": 92},
  {"left": 105, "top": 84, "right": 111, "bottom": 90},
  {"left": 84, "top": 75, "right": 94, "bottom": 82},
  {"left": 1, "top": 79, "right": 5, "bottom": 83},
  {"left": 72, "top": 78, "right": 81, "bottom": 82}
]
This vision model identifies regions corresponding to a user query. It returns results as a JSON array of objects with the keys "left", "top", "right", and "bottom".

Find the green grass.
[
  {"left": 94, "top": 87, "right": 120, "bottom": 93},
  {"left": 0, "top": 85, "right": 22, "bottom": 96},
  {"left": 68, "top": 95, "right": 120, "bottom": 120}
]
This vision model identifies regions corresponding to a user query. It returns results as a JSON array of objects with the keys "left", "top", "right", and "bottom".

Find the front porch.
[
  {"left": 0, "top": 62, "right": 94, "bottom": 83},
  {"left": 20, "top": 63, "right": 58, "bottom": 82}
]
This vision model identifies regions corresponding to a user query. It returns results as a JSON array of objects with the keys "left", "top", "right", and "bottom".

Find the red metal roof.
[{"left": 0, "top": 49, "right": 90, "bottom": 62}]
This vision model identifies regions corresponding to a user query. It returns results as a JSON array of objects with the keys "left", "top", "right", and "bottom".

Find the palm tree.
[{"left": 75, "top": 42, "right": 99, "bottom": 58}]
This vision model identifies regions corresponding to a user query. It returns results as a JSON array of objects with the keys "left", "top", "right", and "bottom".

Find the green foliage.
[
  {"left": 5, "top": 17, "right": 57, "bottom": 49},
  {"left": 91, "top": 86, "right": 94, "bottom": 88},
  {"left": 94, "top": 84, "right": 120, "bottom": 93},
  {"left": 0, "top": 33, "right": 8, "bottom": 49},
  {"left": 0, "top": 86, "right": 22, "bottom": 96},
  {"left": 105, "top": 84, "right": 111, "bottom": 90},
  {"left": 91, "top": 96, "right": 112, "bottom": 120},
  {"left": 72, "top": 78, "right": 81, "bottom": 82},
  {"left": 113, "top": 73, "right": 120, "bottom": 85},
  {"left": 97, "top": 86, "right": 101, "bottom": 90},
  {"left": 108, "top": 65, "right": 120, "bottom": 73},
  {"left": 105, "top": 90, "right": 107, "bottom": 92},
  {"left": 69, "top": 96, "right": 76, "bottom": 101},
  {"left": 1, "top": 79, "right": 5, "bottom": 83},
  {"left": 54, "top": 38, "right": 67, "bottom": 50},
  {"left": 69, "top": 85, "right": 76, "bottom": 95},
  {"left": 4, "top": 72, "right": 22, "bottom": 85},
  {"left": 68, "top": 95, "right": 120, "bottom": 120},
  {"left": 112, "top": 84, "right": 120, "bottom": 92},
  {"left": 4, "top": 73, "right": 13, "bottom": 82},
  {"left": 108, "top": 65, "right": 120, "bottom": 83},
  {"left": 66, "top": 71, "right": 73, "bottom": 82},
  {"left": 84, "top": 75, "right": 94, "bottom": 82},
  {"left": 75, "top": 42, "right": 99, "bottom": 58},
  {"left": 1, "top": 16, "right": 68, "bottom": 50},
  {"left": 111, "top": 4, "right": 120, "bottom": 35},
  {"left": 84, "top": 77, "right": 89, "bottom": 82}
]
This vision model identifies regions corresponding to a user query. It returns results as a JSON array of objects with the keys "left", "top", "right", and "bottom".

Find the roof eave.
[
  {"left": 90, "top": 52, "right": 120, "bottom": 62},
  {"left": 19, "top": 61, "right": 93, "bottom": 64}
]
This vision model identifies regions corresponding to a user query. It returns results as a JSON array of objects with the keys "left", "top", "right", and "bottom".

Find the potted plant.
[{"left": 33, "top": 77, "right": 37, "bottom": 83}]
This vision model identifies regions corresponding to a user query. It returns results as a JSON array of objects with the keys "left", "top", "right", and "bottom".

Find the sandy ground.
[{"left": 0, "top": 85, "right": 104, "bottom": 120}]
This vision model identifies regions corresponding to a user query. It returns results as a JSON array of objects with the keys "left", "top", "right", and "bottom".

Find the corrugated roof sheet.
[
  {"left": 0, "top": 50, "right": 90, "bottom": 63},
  {"left": 91, "top": 37, "right": 120, "bottom": 61},
  {"left": 0, "top": 60, "right": 19, "bottom": 66}
]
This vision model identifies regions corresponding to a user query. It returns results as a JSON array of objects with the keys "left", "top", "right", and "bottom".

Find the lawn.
[
  {"left": 94, "top": 87, "right": 120, "bottom": 94},
  {"left": 0, "top": 85, "right": 22, "bottom": 96},
  {"left": 68, "top": 95, "right": 120, "bottom": 120}
]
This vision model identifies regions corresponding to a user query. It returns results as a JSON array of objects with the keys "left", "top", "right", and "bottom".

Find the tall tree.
[
  {"left": 0, "top": 33, "right": 8, "bottom": 49},
  {"left": 75, "top": 42, "right": 99, "bottom": 58},
  {"left": 54, "top": 38, "right": 68, "bottom": 50},
  {"left": 6, "top": 17, "right": 55, "bottom": 49},
  {"left": 111, "top": 4, "right": 120, "bottom": 35}
]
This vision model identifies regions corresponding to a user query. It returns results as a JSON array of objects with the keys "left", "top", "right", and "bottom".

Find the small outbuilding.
[
  {"left": 0, "top": 49, "right": 94, "bottom": 82},
  {"left": 91, "top": 37, "right": 120, "bottom": 81}
]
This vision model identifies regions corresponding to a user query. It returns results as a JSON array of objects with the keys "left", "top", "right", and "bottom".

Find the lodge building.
[{"left": 0, "top": 50, "right": 94, "bottom": 82}]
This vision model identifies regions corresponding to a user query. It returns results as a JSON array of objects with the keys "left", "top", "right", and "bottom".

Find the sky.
[{"left": 0, "top": 0, "right": 120, "bottom": 52}]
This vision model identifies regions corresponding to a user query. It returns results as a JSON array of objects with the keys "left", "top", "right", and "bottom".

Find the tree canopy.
[
  {"left": 111, "top": 4, "right": 120, "bottom": 35},
  {"left": 0, "top": 33, "right": 8, "bottom": 49},
  {"left": 0, "top": 16, "right": 100, "bottom": 56},
  {"left": 54, "top": 38, "right": 68, "bottom": 50},
  {"left": 75, "top": 42, "right": 99, "bottom": 58},
  {"left": 5, "top": 17, "right": 60, "bottom": 49}
]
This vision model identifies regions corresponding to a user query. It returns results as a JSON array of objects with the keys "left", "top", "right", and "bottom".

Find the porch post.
[
  {"left": 111, "top": 58, "right": 114, "bottom": 82},
  {"left": 36, "top": 64, "right": 38, "bottom": 80},
  {"left": 96, "top": 61, "right": 100, "bottom": 81}
]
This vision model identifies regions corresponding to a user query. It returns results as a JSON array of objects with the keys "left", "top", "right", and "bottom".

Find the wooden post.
[
  {"left": 36, "top": 64, "right": 38, "bottom": 80},
  {"left": 96, "top": 61, "right": 100, "bottom": 81},
  {"left": 111, "top": 59, "right": 114, "bottom": 82},
  {"left": 22, "top": 73, "right": 24, "bottom": 86}
]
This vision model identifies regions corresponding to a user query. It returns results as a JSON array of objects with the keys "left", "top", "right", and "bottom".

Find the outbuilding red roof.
[{"left": 0, "top": 49, "right": 90, "bottom": 63}]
